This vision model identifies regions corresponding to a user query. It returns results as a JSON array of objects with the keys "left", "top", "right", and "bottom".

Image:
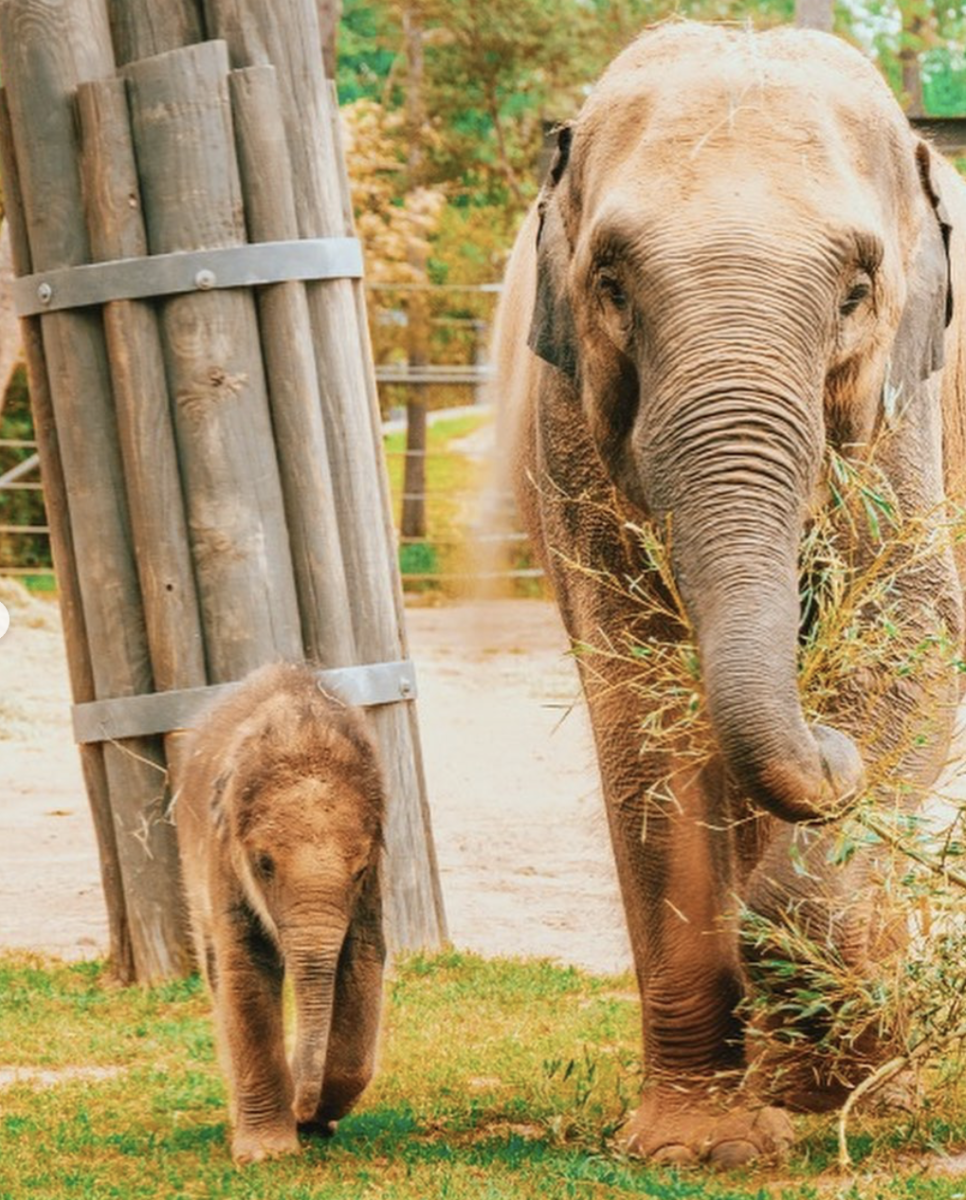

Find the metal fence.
[
  {"left": 0, "top": 437, "right": 48, "bottom": 578},
  {"left": 0, "top": 406, "right": 538, "bottom": 592}
]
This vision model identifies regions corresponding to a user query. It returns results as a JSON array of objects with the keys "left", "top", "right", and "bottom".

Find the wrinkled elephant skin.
[
  {"left": 177, "top": 663, "right": 386, "bottom": 1164},
  {"left": 493, "top": 21, "right": 966, "bottom": 1164}
]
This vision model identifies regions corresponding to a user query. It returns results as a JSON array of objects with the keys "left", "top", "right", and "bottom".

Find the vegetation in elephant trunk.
[
  {"left": 633, "top": 247, "right": 866, "bottom": 825},
  {"left": 662, "top": 427, "right": 867, "bottom": 826}
]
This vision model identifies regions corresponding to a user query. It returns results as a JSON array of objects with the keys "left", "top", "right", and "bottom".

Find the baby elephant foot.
[
  {"left": 296, "top": 1115, "right": 339, "bottom": 1139},
  {"left": 231, "top": 1120, "right": 300, "bottom": 1165},
  {"left": 621, "top": 1095, "right": 795, "bottom": 1168}
]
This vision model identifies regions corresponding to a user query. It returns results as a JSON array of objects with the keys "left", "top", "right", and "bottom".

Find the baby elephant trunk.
[{"left": 289, "top": 941, "right": 344, "bottom": 1125}]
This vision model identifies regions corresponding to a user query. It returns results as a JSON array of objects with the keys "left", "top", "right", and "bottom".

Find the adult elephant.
[{"left": 494, "top": 21, "right": 966, "bottom": 1166}]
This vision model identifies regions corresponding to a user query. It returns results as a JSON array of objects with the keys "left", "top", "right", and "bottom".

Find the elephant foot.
[
  {"left": 620, "top": 1093, "right": 795, "bottom": 1168},
  {"left": 231, "top": 1120, "right": 300, "bottom": 1165}
]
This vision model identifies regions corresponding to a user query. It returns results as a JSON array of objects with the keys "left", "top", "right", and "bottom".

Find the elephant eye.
[
  {"left": 352, "top": 864, "right": 368, "bottom": 885},
  {"left": 597, "top": 271, "right": 628, "bottom": 311},
  {"left": 254, "top": 852, "right": 275, "bottom": 880},
  {"left": 840, "top": 279, "right": 871, "bottom": 317}
]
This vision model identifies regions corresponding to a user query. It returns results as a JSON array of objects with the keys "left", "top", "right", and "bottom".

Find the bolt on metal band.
[{"left": 13, "top": 237, "right": 364, "bottom": 316}]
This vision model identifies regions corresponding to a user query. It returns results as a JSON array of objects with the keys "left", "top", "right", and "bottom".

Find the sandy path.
[{"left": 0, "top": 585, "right": 632, "bottom": 975}]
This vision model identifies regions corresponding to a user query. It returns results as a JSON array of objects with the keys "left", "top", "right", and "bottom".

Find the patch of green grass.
[
  {"left": 1, "top": 949, "right": 965, "bottom": 1198},
  {"left": 20, "top": 572, "right": 57, "bottom": 594}
]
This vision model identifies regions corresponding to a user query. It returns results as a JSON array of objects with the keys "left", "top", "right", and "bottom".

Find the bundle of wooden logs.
[{"left": 0, "top": 0, "right": 446, "bottom": 982}]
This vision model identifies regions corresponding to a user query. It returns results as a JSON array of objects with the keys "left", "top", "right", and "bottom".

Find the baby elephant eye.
[
  {"left": 840, "top": 279, "right": 871, "bottom": 318},
  {"left": 254, "top": 852, "right": 275, "bottom": 880},
  {"left": 351, "top": 864, "right": 368, "bottom": 884}
]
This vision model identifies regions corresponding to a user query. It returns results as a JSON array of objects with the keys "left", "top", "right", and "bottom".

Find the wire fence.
[
  {"left": 0, "top": 282, "right": 539, "bottom": 593},
  {"left": 0, "top": 415, "right": 539, "bottom": 592}
]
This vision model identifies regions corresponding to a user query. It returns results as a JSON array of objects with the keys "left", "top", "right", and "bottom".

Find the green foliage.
[{"left": 2, "top": 949, "right": 966, "bottom": 1198}]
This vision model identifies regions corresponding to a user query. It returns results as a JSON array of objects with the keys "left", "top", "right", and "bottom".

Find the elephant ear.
[
  {"left": 888, "top": 140, "right": 953, "bottom": 397},
  {"left": 528, "top": 124, "right": 579, "bottom": 383}
]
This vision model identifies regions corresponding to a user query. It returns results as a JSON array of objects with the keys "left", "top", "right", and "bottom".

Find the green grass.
[
  {"left": 19, "top": 573, "right": 57, "bottom": 594},
  {"left": 2, "top": 950, "right": 966, "bottom": 1198}
]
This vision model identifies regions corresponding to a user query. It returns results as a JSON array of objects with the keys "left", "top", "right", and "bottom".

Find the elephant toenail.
[
  {"left": 652, "top": 1143, "right": 697, "bottom": 1165},
  {"left": 708, "top": 1139, "right": 759, "bottom": 1168}
]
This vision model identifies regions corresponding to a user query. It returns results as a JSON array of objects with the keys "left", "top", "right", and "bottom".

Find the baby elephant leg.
[{"left": 216, "top": 921, "right": 298, "bottom": 1164}]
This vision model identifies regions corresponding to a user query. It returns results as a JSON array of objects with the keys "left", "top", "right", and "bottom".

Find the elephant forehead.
[
  {"left": 572, "top": 24, "right": 912, "bottom": 212},
  {"left": 591, "top": 21, "right": 893, "bottom": 112},
  {"left": 234, "top": 772, "right": 378, "bottom": 842}
]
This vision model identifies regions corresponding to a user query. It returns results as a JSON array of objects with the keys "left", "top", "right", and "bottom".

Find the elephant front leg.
[
  {"left": 215, "top": 922, "right": 298, "bottom": 1164},
  {"left": 604, "top": 754, "right": 794, "bottom": 1165},
  {"left": 301, "top": 867, "right": 386, "bottom": 1134}
]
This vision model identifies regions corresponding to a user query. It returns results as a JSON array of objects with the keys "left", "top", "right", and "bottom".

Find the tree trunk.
[
  {"left": 316, "top": 0, "right": 342, "bottom": 81},
  {"left": 794, "top": 0, "right": 833, "bottom": 32},
  {"left": 400, "top": 3, "right": 428, "bottom": 542},
  {"left": 400, "top": 374, "right": 427, "bottom": 540},
  {"left": 899, "top": 12, "right": 926, "bottom": 117},
  {"left": 0, "top": 219, "right": 21, "bottom": 417}
]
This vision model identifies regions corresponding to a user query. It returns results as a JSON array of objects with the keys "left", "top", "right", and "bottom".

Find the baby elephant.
[{"left": 177, "top": 662, "right": 386, "bottom": 1164}]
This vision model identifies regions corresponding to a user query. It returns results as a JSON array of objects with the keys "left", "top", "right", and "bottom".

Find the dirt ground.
[{"left": 0, "top": 582, "right": 632, "bottom": 976}]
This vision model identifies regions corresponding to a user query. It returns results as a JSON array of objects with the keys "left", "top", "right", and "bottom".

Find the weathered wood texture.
[
  {"left": 76, "top": 79, "right": 207, "bottom": 699},
  {"left": 125, "top": 40, "right": 304, "bottom": 684},
  {"left": 0, "top": 0, "right": 191, "bottom": 981},
  {"left": 0, "top": 0, "right": 446, "bottom": 967},
  {"left": 107, "top": 0, "right": 205, "bottom": 66},
  {"left": 228, "top": 66, "right": 356, "bottom": 668},
  {"left": 204, "top": 0, "right": 447, "bottom": 949},
  {"left": 76, "top": 77, "right": 208, "bottom": 798},
  {"left": 0, "top": 89, "right": 133, "bottom": 982}
]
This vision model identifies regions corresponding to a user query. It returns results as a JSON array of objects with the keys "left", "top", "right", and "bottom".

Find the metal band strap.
[
  {"left": 13, "top": 237, "right": 363, "bottom": 316},
  {"left": 71, "top": 659, "right": 417, "bottom": 746}
]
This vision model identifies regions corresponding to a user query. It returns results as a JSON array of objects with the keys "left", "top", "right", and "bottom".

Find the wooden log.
[
  {"left": 228, "top": 66, "right": 356, "bottom": 668},
  {"left": 326, "top": 84, "right": 449, "bottom": 942},
  {"left": 76, "top": 77, "right": 209, "bottom": 798},
  {"left": 0, "top": 0, "right": 192, "bottom": 982},
  {"left": 204, "top": 0, "right": 446, "bottom": 949},
  {"left": 124, "top": 41, "right": 303, "bottom": 682},
  {"left": 0, "top": 87, "right": 134, "bottom": 982},
  {"left": 106, "top": 0, "right": 204, "bottom": 66},
  {"left": 76, "top": 79, "right": 208, "bottom": 698}
]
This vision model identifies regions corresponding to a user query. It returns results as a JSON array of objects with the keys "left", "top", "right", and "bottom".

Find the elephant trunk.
[
  {"left": 286, "top": 926, "right": 345, "bottom": 1125},
  {"left": 648, "top": 351, "right": 865, "bottom": 823},
  {"left": 688, "top": 558, "right": 864, "bottom": 823}
]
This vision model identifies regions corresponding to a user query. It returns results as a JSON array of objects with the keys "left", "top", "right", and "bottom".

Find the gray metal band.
[
  {"left": 71, "top": 659, "right": 417, "bottom": 745},
  {"left": 14, "top": 237, "right": 363, "bottom": 316}
]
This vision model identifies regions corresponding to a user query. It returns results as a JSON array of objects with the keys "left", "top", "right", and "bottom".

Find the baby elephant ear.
[
  {"left": 528, "top": 124, "right": 579, "bottom": 382},
  {"left": 890, "top": 140, "right": 953, "bottom": 390}
]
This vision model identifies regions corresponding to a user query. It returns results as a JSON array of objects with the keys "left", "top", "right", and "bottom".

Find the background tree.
[
  {"left": 795, "top": 0, "right": 833, "bottom": 31},
  {"left": 317, "top": 0, "right": 343, "bottom": 80}
]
